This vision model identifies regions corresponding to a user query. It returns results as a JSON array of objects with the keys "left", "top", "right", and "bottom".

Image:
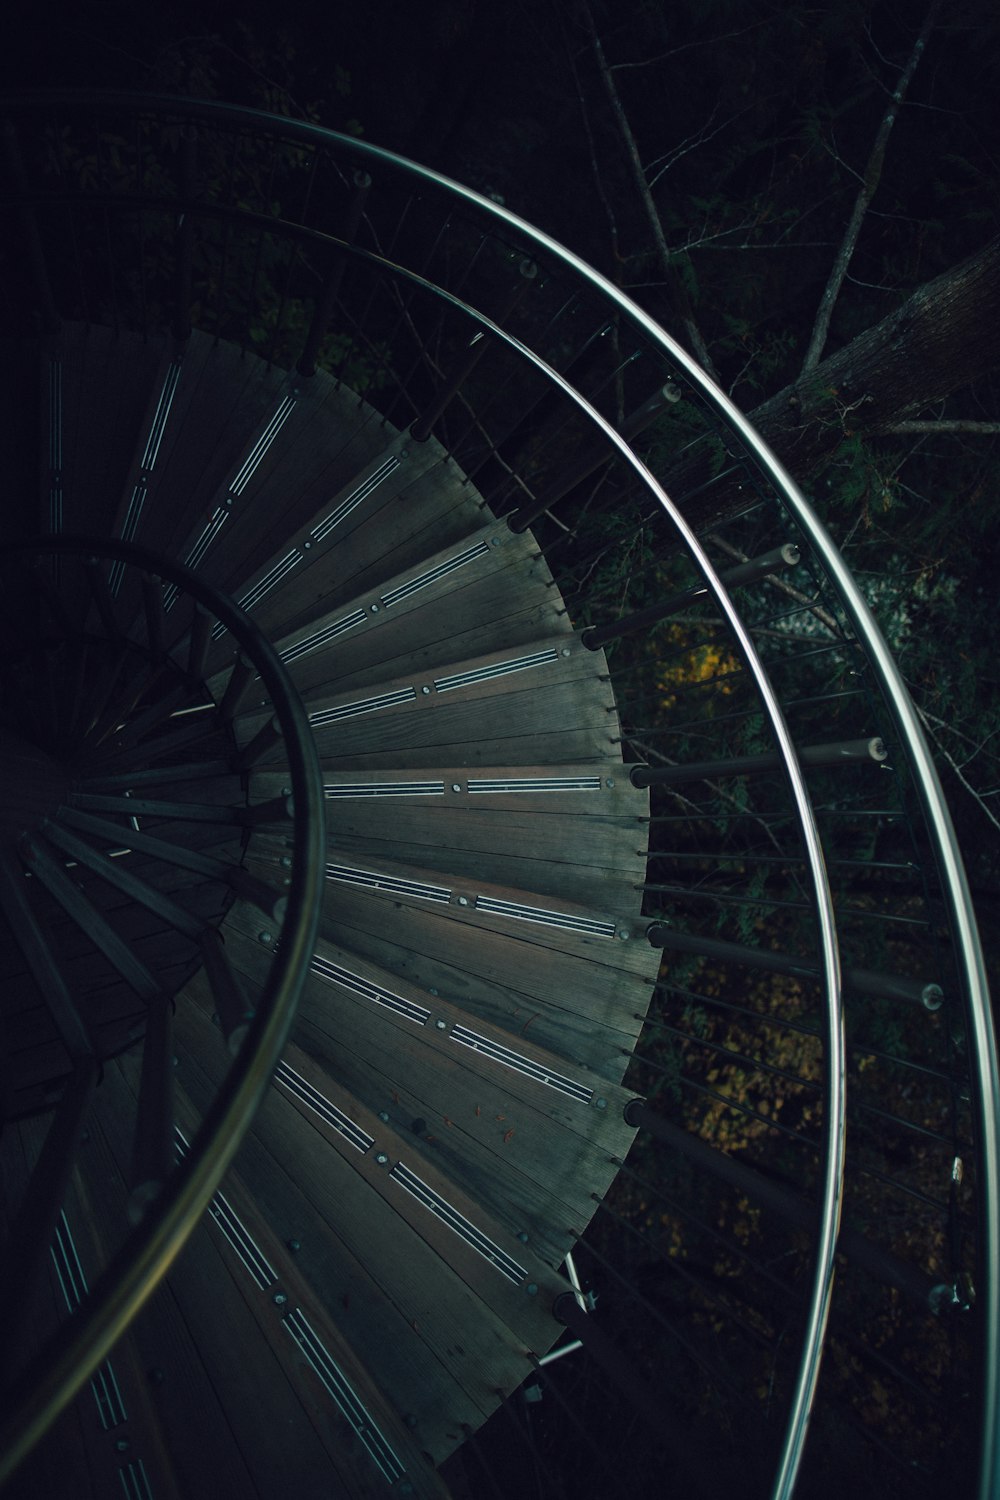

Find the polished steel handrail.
[
  {"left": 1, "top": 93, "right": 993, "bottom": 1498},
  {"left": 0, "top": 535, "right": 326, "bottom": 1485}
]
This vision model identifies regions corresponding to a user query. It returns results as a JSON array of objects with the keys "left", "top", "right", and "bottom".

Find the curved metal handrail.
[
  {"left": 0, "top": 92, "right": 993, "bottom": 1498},
  {"left": 0, "top": 535, "right": 326, "bottom": 1486}
]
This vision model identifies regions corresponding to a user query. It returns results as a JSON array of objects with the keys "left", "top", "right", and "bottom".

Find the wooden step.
[
  {"left": 253, "top": 761, "right": 648, "bottom": 907},
  {"left": 171, "top": 988, "right": 572, "bottom": 1473},
  {"left": 207, "top": 518, "right": 565, "bottom": 700},
  {"left": 236, "top": 631, "right": 622, "bottom": 769}
]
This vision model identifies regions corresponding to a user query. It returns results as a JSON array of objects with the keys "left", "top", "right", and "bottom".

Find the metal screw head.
[
  {"left": 435, "top": 1019, "right": 447, "bottom": 1031},
  {"left": 517, "top": 1231, "right": 529, "bottom": 1243},
  {"left": 457, "top": 895, "right": 469, "bottom": 907},
  {"left": 281, "top": 787, "right": 292, "bottom": 797},
  {"left": 303, "top": 540, "right": 312, "bottom": 549},
  {"left": 286, "top": 1239, "right": 301, "bottom": 1253},
  {"left": 421, "top": 684, "right": 431, "bottom": 695},
  {"left": 618, "top": 927, "right": 630, "bottom": 941},
  {"left": 595, "top": 1097, "right": 608, "bottom": 1111},
  {"left": 526, "top": 1282, "right": 538, "bottom": 1296},
  {"left": 379, "top": 1110, "right": 390, "bottom": 1123},
  {"left": 258, "top": 930, "right": 273, "bottom": 945},
  {"left": 605, "top": 778, "right": 615, "bottom": 788},
  {"left": 561, "top": 647, "right": 571, "bottom": 657},
  {"left": 115, "top": 1439, "right": 130, "bottom": 1453},
  {"left": 375, "top": 1152, "right": 389, "bottom": 1166},
  {"left": 491, "top": 536, "right": 501, "bottom": 547},
  {"left": 371, "top": 602, "right": 380, "bottom": 613},
  {"left": 273, "top": 1292, "right": 288, "bottom": 1306},
  {"left": 280, "top": 856, "right": 291, "bottom": 868},
  {"left": 451, "top": 783, "right": 462, "bottom": 792}
]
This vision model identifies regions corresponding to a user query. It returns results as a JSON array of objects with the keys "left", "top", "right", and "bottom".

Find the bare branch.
[
  {"left": 609, "top": 20, "right": 769, "bottom": 73},
  {"left": 801, "top": 0, "right": 941, "bottom": 375},
  {"left": 578, "top": 0, "right": 720, "bottom": 379},
  {"left": 645, "top": 104, "right": 749, "bottom": 191},
  {"left": 887, "top": 419, "right": 1000, "bottom": 434},
  {"left": 915, "top": 705, "right": 1000, "bottom": 835},
  {"left": 706, "top": 533, "right": 842, "bottom": 635}
]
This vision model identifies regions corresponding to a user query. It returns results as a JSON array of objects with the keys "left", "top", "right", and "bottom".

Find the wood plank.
[
  {"left": 189, "top": 925, "right": 638, "bottom": 1265},
  {"left": 237, "top": 632, "right": 622, "bottom": 769},
  {"left": 173, "top": 998, "right": 565, "bottom": 1466},
  {"left": 209, "top": 518, "right": 565, "bottom": 701},
  {"left": 253, "top": 759, "right": 648, "bottom": 907}
]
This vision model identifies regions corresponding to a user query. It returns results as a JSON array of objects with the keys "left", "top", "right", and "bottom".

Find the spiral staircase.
[{"left": 0, "top": 94, "right": 995, "bottom": 1500}]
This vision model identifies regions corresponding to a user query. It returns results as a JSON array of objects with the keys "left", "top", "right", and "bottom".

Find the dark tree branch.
[
  {"left": 801, "top": 0, "right": 941, "bottom": 374},
  {"left": 888, "top": 419, "right": 1000, "bottom": 434},
  {"left": 578, "top": 0, "right": 719, "bottom": 379}
]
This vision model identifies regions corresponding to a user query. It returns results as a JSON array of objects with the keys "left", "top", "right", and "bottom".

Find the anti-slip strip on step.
[
  {"left": 175, "top": 1127, "right": 277, "bottom": 1290},
  {"left": 112, "top": 359, "right": 184, "bottom": 594},
  {"left": 434, "top": 648, "right": 560, "bottom": 694},
  {"left": 324, "top": 780, "right": 446, "bottom": 799},
  {"left": 309, "top": 686, "right": 416, "bottom": 727},
  {"left": 280, "top": 608, "right": 368, "bottom": 665},
  {"left": 283, "top": 1308, "right": 406, "bottom": 1485},
  {"left": 309, "top": 455, "right": 402, "bottom": 545},
  {"left": 165, "top": 395, "right": 297, "bottom": 607},
  {"left": 118, "top": 1459, "right": 153, "bottom": 1500},
  {"left": 467, "top": 775, "right": 603, "bottom": 794},
  {"left": 325, "top": 862, "right": 452, "bottom": 904},
  {"left": 166, "top": 507, "right": 229, "bottom": 607},
  {"left": 449, "top": 1025, "right": 595, "bottom": 1104},
  {"left": 309, "top": 952, "right": 430, "bottom": 1025},
  {"left": 389, "top": 1162, "right": 528, "bottom": 1285},
  {"left": 51, "top": 1212, "right": 128, "bottom": 1431},
  {"left": 214, "top": 546, "right": 304, "bottom": 638},
  {"left": 274, "top": 1060, "right": 375, "bottom": 1154},
  {"left": 381, "top": 539, "right": 492, "bottom": 608},
  {"left": 473, "top": 894, "right": 617, "bottom": 939},
  {"left": 227, "top": 547, "right": 302, "bottom": 619}
]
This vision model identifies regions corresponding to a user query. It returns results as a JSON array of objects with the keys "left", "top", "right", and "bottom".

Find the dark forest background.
[{"left": 3, "top": 4, "right": 998, "bottom": 1494}]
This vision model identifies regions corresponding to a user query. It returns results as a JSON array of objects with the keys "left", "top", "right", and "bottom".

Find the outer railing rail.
[{"left": 0, "top": 93, "right": 993, "bottom": 1500}]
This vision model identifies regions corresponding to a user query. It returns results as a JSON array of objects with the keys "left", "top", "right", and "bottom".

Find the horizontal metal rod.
[
  {"left": 584, "top": 543, "right": 801, "bottom": 650},
  {"left": 632, "top": 737, "right": 887, "bottom": 789},
  {"left": 645, "top": 923, "right": 943, "bottom": 1009},
  {"left": 624, "top": 1103, "right": 939, "bottom": 1310}
]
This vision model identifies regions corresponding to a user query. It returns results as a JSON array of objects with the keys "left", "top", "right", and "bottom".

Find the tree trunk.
[{"left": 669, "top": 235, "right": 1000, "bottom": 526}]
